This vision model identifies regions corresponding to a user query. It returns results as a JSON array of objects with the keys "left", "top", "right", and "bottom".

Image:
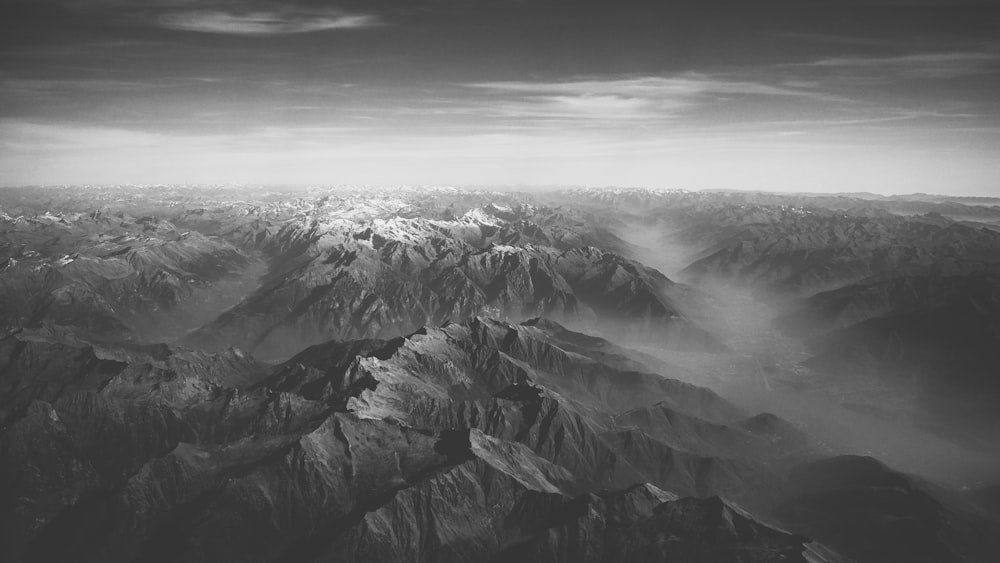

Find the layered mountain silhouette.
[
  {"left": 182, "top": 205, "right": 719, "bottom": 359},
  {"left": 2, "top": 185, "right": 999, "bottom": 562},
  {"left": 681, "top": 213, "right": 1000, "bottom": 297},
  {"left": 0, "top": 207, "right": 258, "bottom": 343},
  {"left": 777, "top": 271, "right": 1000, "bottom": 436},
  {"left": 5, "top": 316, "right": 997, "bottom": 562}
]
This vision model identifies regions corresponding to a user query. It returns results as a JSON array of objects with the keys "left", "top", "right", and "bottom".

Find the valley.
[{"left": 2, "top": 185, "right": 999, "bottom": 562}]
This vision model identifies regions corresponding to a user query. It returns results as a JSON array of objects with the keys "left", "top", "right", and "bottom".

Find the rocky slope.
[
  {"left": 778, "top": 272, "right": 1000, "bottom": 435},
  {"left": 4, "top": 185, "right": 1000, "bottom": 562},
  {"left": 0, "top": 316, "right": 812, "bottom": 562},
  {"left": 5, "top": 314, "right": 997, "bottom": 561},
  {"left": 184, "top": 205, "right": 717, "bottom": 359},
  {"left": 680, "top": 213, "right": 1000, "bottom": 298},
  {"left": 566, "top": 188, "right": 1000, "bottom": 296},
  {"left": 0, "top": 207, "right": 258, "bottom": 343}
]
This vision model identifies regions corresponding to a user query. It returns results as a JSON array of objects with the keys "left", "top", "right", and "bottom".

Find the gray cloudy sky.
[{"left": 1, "top": 1, "right": 998, "bottom": 194}]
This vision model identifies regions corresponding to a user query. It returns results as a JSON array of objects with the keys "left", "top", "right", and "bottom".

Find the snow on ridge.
[{"left": 459, "top": 207, "right": 502, "bottom": 225}]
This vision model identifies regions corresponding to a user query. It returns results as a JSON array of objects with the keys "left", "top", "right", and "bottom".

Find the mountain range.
[{"left": 2, "top": 185, "right": 999, "bottom": 562}]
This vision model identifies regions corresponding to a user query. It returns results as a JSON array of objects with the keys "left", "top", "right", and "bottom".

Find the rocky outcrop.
[
  {"left": 4, "top": 185, "right": 1000, "bottom": 563},
  {"left": 1, "top": 316, "right": 840, "bottom": 563},
  {"left": 187, "top": 219, "right": 719, "bottom": 359}
]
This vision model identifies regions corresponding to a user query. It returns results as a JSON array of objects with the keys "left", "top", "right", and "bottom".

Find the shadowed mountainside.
[{"left": 3, "top": 185, "right": 1000, "bottom": 562}]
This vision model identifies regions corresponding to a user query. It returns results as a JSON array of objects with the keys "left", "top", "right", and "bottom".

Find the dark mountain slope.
[
  {"left": 682, "top": 214, "right": 1000, "bottom": 297},
  {"left": 1, "top": 316, "right": 832, "bottom": 563},
  {"left": 4, "top": 186, "right": 1000, "bottom": 563},
  {"left": 776, "top": 455, "right": 1000, "bottom": 563},
  {"left": 795, "top": 276, "right": 1000, "bottom": 434}
]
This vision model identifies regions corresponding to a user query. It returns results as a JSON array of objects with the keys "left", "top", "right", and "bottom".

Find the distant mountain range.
[{"left": 2, "top": 185, "right": 999, "bottom": 562}]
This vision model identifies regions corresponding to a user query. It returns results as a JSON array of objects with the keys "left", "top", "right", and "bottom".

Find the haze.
[{"left": 2, "top": 0, "right": 999, "bottom": 195}]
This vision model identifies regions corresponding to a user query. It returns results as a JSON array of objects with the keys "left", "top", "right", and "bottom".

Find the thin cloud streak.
[
  {"left": 0, "top": 119, "right": 368, "bottom": 154},
  {"left": 466, "top": 74, "right": 826, "bottom": 99},
  {"left": 158, "top": 10, "right": 381, "bottom": 35},
  {"left": 793, "top": 51, "right": 1000, "bottom": 79},
  {"left": 457, "top": 73, "right": 856, "bottom": 125},
  {"left": 2, "top": 1, "right": 998, "bottom": 194}
]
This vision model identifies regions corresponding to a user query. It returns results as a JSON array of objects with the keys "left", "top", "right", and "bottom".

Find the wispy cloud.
[
  {"left": 467, "top": 74, "right": 819, "bottom": 98},
  {"left": 461, "top": 73, "right": 847, "bottom": 123},
  {"left": 775, "top": 32, "right": 905, "bottom": 48},
  {"left": 796, "top": 51, "right": 1000, "bottom": 79},
  {"left": 6, "top": 118, "right": 998, "bottom": 197},
  {"left": 0, "top": 119, "right": 365, "bottom": 154},
  {"left": 1, "top": 77, "right": 153, "bottom": 95},
  {"left": 158, "top": 9, "right": 381, "bottom": 35}
]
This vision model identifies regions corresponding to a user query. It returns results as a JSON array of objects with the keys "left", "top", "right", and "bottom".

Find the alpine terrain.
[{"left": 2, "top": 185, "right": 999, "bottom": 563}]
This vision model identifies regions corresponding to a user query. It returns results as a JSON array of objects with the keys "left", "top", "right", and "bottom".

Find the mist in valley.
[
  {"left": 612, "top": 215, "right": 1000, "bottom": 489},
  {"left": 6, "top": 185, "right": 1000, "bottom": 562},
  {"left": 6, "top": 0, "right": 1000, "bottom": 557}
]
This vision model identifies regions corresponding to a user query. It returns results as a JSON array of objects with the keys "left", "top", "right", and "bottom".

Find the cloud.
[
  {"left": 0, "top": 120, "right": 169, "bottom": 153},
  {"left": 158, "top": 9, "right": 381, "bottom": 35},
  {"left": 1, "top": 77, "right": 152, "bottom": 97},
  {"left": 467, "top": 74, "right": 815, "bottom": 98},
  {"left": 461, "top": 74, "right": 845, "bottom": 123},
  {"left": 797, "top": 52, "right": 1000, "bottom": 79},
  {"left": 775, "top": 32, "right": 904, "bottom": 48},
  {"left": 5, "top": 120, "right": 998, "bottom": 198},
  {"left": 540, "top": 94, "right": 654, "bottom": 117}
]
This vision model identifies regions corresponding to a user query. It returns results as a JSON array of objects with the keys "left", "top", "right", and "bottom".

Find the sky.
[{"left": 1, "top": 0, "right": 999, "bottom": 195}]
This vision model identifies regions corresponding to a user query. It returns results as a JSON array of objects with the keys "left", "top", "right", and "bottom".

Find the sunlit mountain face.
[
  {"left": 2, "top": 1, "right": 999, "bottom": 193},
  {"left": 3, "top": 2, "right": 1000, "bottom": 563},
  {"left": 2, "top": 185, "right": 1000, "bottom": 563}
]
